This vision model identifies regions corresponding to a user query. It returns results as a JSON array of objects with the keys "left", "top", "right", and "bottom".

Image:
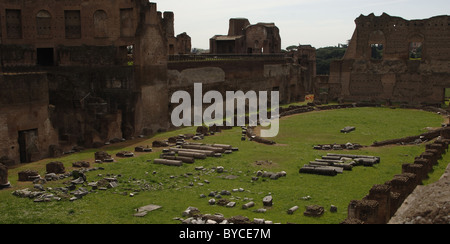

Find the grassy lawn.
[{"left": 0, "top": 107, "right": 447, "bottom": 224}]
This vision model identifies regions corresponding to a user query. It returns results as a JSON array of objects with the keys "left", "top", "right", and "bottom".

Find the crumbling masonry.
[
  {"left": 0, "top": 0, "right": 189, "bottom": 164},
  {"left": 318, "top": 13, "right": 450, "bottom": 105},
  {"left": 210, "top": 18, "right": 281, "bottom": 54},
  {"left": 342, "top": 130, "right": 450, "bottom": 224},
  {"left": 0, "top": 1, "right": 315, "bottom": 165}
]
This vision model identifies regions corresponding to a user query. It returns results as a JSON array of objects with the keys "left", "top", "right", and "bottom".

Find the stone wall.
[
  {"left": 0, "top": 1, "right": 302, "bottom": 166},
  {"left": 0, "top": 0, "right": 142, "bottom": 66},
  {"left": 0, "top": 1, "right": 172, "bottom": 165},
  {"left": 389, "top": 163, "right": 450, "bottom": 224},
  {"left": 0, "top": 72, "right": 58, "bottom": 164},
  {"left": 168, "top": 58, "right": 305, "bottom": 110},
  {"left": 0, "top": 0, "right": 188, "bottom": 65},
  {"left": 326, "top": 13, "right": 450, "bottom": 105},
  {"left": 342, "top": 128, "right": 450, "bottom": 224}
]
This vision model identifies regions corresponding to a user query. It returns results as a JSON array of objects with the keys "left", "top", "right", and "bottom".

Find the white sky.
[{"left": 153, "top": 0, "right": 449, "bottom": 49}]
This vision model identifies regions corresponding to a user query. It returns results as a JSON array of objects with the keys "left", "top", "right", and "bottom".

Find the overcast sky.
[{"left": 154, "top": 0, "right": 449, "bottom": 49}]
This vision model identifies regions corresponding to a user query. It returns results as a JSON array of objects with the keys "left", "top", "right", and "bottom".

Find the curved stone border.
[{"left": 341, "top": 132, "right": 450, "bottom": 224}]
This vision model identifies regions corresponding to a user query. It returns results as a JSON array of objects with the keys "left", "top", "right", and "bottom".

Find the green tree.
[
  {"left": 286, "top": 45, "right": 298, "bottom": 52},
  {"left": 315, "top": 46, "right": 347, "bottom": 75}
]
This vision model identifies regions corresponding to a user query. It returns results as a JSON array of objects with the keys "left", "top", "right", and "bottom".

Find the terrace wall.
[
  {"left": 167, "top": 56, "right": 306, "bottom": 114},
  {"left": 342, "top": 128, "right": 450, "bottom": 224}
]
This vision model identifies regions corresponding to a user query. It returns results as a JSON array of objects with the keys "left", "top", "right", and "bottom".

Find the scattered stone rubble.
[
  {"left": 46, "top": 161, "right": 66, "bottom": 174},
  {"left": 244, "top": 127, "right": 276, "bottom": 145},
  {"left": 95, "top": 151, "right": 114, "bottom": 163},
  {"left": 135, "top": 146, "right": 152, "bottom": 152},
  {"left": 152, "top": 140, "right": 169, "bottom": 148},
  {"left": 115, "top": 151, "right": 134, "bottom": 158},
  {"left": 153, "top": 130, "right": 238, "bottom": 168},
  {"left": 300, "top": 153, "right": 380, "bottom": 176},
  {"left": 255, "top": 170, "right": 287, "bottom": 181},
  {"left": 18, "top": 170, "right": 41, "bottom": 182},
  {"left": 6, "top": 122, "right": 342, "bottom": 224},
  {"left": 341, "top": 126, "right": 356, "bottom": 133},
  {"left": 11, "top": 128, "right": 246, "bottom": 204},
  {"left": 304, "top": 205, "right": 325, "bottom": 217},
  {"left": 176, "top": 207, "right": 278, "bottom": 225},
  {"left": 134, "top": 204, "right": 162, "bottom": 217},
  {"left": 313, "top": 142, "right": 363, "bottom": 151},
  {"left": 72, "top": 161, "right": 90, "bottom": 168},
  {"left": 11, "top": 167, "right": 117, "bottom": 202}
]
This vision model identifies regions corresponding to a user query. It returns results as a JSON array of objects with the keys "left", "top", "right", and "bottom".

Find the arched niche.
[
  {"left": 36, "top": 10, "right": 52, "bottom": 37},
  {"left": 408, "top": 33, "right": 424, "bottom": 60},
  {"left": 368, "top": 30, "right": 386, "bottom": 60},
  {"left": 94, "top": 10, "right": 108, "bottom": 38}
]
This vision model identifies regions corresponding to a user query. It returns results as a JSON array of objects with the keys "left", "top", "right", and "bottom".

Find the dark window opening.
[
  {"left": 94, "top": 10, "right": 108, "bottom": 38},
  {"left": 37, "top": 48, "right": 54, "bottom": 66},
  {"left": 118, "top": 45, "right": 134, "bottom": 66},
  {"left": 409, "top": 42, "right": 423, "bottom": 60},
  {"left": 127, "top": 44, "right": 134, "bottom": 66},
  {"left": 216, "top": 40, "right": 235, "bottom": 54},
  {"left": 120, "top": 8, "right": 134, "bottom": 37},
  {"left": 65, "top": 10, "right": 81, "bottom": 39},
  {"left": 18, "top": 129, "right": 39, "bottom": 163},
  {"left": 6, "top": 9, "right": 22, "bottom": 39},
  {"left": 371, "top": 44, "right": 384, "bottom": 60},
  {"left": 444, "top": 88, "right": 450, "bottom": 107}
]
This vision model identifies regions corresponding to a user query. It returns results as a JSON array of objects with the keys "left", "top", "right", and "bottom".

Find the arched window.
[
  {"left": 408, "top": 33, "right": 424, "bottom": 60},
  {"left": 36, "top": 10, "right": 51, "bottom": 37},
  {"left": 369, "top": 30, "right": 385, "bottom": 60},
  {"left": 94, "top": 10, "right": 108, "bottom": 38},
  {"left": 120, "top": 8, "right": 134, "bottom": 37}
]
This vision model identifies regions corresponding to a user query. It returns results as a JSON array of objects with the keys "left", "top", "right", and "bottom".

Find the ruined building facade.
[
  {"left": 210, "top": 18, "right": 281, "bottom": 54},
  {"left": 161, "top": 11, "right": 191, "bottom": 55},
  {"left": 0, "top": 1, "right": 312, "bottom": 166},
  {"left": 0, "top": 0, "right": 190, "bottom": 165},
  {"left": 321, "top": 13, "right": 450, "bottom": 105}
]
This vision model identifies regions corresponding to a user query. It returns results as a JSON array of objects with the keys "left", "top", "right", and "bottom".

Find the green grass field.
[{"left": 0, "top": 107, "right": 447, "bottom": 224}]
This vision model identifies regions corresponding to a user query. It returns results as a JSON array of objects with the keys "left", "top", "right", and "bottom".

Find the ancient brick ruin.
[
  {"left": 210, "top": 18, "right": 281, "bottom": 54},
  {"left": 0, "top": 1, "right": 315, "bottom": 165},
  {"left": 343, "top": 130, "right": 450, "bottom": 224},
  {"left": 0, "top": 0, "right": 187, "bottom": 164},
  {"left": 319, "top": 13, "right": 450, "bottom": 105},
  {"left": 1, "top": 2, "right": 449, "bottom": 224}
]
